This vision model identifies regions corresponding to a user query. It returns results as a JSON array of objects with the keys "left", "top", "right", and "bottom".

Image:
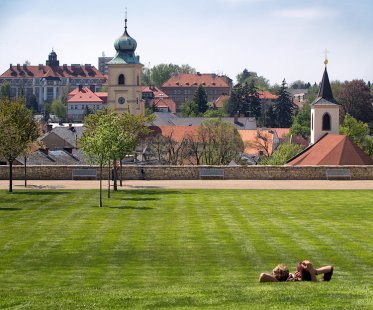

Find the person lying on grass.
[{"left": 259, "top": 260, "right": 333, "bottom": 282}]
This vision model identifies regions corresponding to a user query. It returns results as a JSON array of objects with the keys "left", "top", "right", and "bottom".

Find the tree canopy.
[
  {"left": 0, "top": 97, "right": 40, "bottom": 192},
  {"left": 273, "top": 79, "right": 295, "bottom": 128},
  {"left": 142, "top": 63, "right": 196, "bottom": 87},
  {"left": 236, "top": 69, "right": 269, "bottom": 91}
]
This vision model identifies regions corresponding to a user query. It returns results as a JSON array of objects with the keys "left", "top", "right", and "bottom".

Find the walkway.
[{"left": 1, "top": 179, "right": 373, "bottom": 190}]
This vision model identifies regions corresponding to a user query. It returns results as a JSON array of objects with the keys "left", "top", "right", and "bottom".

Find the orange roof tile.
[
  {"left": 162, "top": 73, "right": 230, "bottom": 88},
  {"left": 239, "top": 129, "right": 275, "bottom": 156},
  {"left": 287, "top": 134, "right": 373, "bottom": 166},
  {"left": 149, "top": 126, "right": 200, "bottom": 142},
  {"left": 215, "top": 95, "right": 230, "bottom": 108},
  {"left": 154, "top": 98, "right": 177, "bottom": 113},
  {"left": 258, "top": 91, "right": 278, "bottom": 100},
  {"left": 67, "top": 87, "right": 103, "bottom": 104},
  {"left": 142, "top": 86, "right": 169, "bottom": 98}
]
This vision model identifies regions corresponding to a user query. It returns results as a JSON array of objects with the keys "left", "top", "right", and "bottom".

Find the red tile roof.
[
  {"left": 162, "top": 73, "right": 230, "bottom": 88},
  {"left": 142, "top": 86, "right": 169, "bottom": 98},
  {"left": 149, "top": 126, "right": 199, "bottom": 142},
  {"left": 215, "top": 95, "right": 230, "bottom": 108},
  {"left": 287, "top": 134, "right": 373, "bottom": 166},
  {"left": 95, "top": 92, "right": 108, "bottom": 104},
  {"left": 239, "top": 129, "right": 276, "bottom": 156},
  {"left": 154, "top": 98, "right": 177, "bottom": 113},
  {"left": 67, "top": 87, "right": 103, "bottom": 104},
  {"left": 258, "top": 91, "right": 278, "bottom": 100},
  {"left": 1, "top": 65, "right": 105, "bottom": 79}
]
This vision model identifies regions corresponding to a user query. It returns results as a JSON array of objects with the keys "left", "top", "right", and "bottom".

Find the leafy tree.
[
  {"left": 203, "top": 109, "right": 228, "bottom": 118},
  {"left": 51, "top": 96, "right": 66, "bottom": 120},
  {"left": 26, "top": 94, "right": 38, "bottom": 112},
  {"left": 0, "top": 81, "right": 11, "bottom": 100},
  {"left": 226, "top": 84, "right": 242, "bottom": 116},
  {"left": 199, "top": 119, "right": 244, "bottom": 165},
  {"left": 337, "top": 80, "right": 373, "bottom": 123},
  {"left": 340, "top": 114, "right": 373, "bottom": 156},
  {"left": 0, "top": 97, "right": 40, "bottom": 192},
  {"left": 180, "top": 101, "right": 199, "bottom": 117},
  {"left": 274, "top": 79, "right": 295, "bottom": 128},
  {"left": 290, "top": 104, "right": 311, "bottom": 139},
  {"left": 236, "top": 69, "right": 269, "bottom": 91},
  {"left": 194, "top": 85, "right": 208, "bottom": 113},
  {"left": 260, "top": 142, "right": 304, "bottom": 165},
  {"left": 142, "top": 63, "right": 196, "bottom": 87}
]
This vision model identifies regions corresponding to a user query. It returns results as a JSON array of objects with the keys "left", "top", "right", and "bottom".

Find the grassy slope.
[{"left": 0, "top": 189, "right": 372, "bottom": 309}]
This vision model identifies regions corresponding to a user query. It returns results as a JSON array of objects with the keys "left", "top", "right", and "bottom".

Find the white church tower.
[{"left": 310, "top": 58, "right": 340, "bottom": 144}]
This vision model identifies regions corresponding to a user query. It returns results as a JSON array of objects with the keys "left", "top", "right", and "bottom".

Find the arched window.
[
  {"left": 322, "top": 113, "right": 331, "bottom": 131},
  {"left": 118, "top": 74, "right": 125, "bottom": 85}
]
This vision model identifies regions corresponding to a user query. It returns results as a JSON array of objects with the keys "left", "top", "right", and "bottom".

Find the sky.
[{"left": 0, "top": 0, "right": 372, "bottom": 85}]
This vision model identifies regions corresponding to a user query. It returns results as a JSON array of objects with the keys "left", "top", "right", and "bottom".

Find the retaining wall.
[{"left": 1, "top": 165, "right": 373, "bottom": 180}]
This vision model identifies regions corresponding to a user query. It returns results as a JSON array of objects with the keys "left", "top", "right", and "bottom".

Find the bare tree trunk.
[
  {"left": 8, "top": 158, "right": 13, "bottom": 193},
  {"left": 113, "top": 159, "right": 118, "bottom": 191},
  {"left": 24, "top": 156, "right": 27, "bottom": 188},
  {"left": 119, "top": 160, "right": 123, "bottom": 187},
  {"left": 100, "top": 163, "right": 103, "bottom": 208},
  {"left": 108, "top": 161, "right": 111, "bottom": 199}
]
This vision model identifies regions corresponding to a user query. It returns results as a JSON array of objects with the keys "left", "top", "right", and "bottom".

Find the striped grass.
[{"left": 0, "top": 189, "right": 372, "bottom": 309}]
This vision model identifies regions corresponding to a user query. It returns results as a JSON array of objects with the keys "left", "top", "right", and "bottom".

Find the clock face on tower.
[{"left": 118, "top": 97, "right": 125, "bottom": 104}]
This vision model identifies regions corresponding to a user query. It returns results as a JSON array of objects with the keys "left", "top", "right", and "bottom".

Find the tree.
[
  {"left": 236, "top": 69, "right": 269, "bottom": 91},
  {"left": 243, "top": 80, "right": 261, "bottom": 119},
  {"left": 203, "top": 109, "right": 228, "bottom": 118},
  {"left": 260, "top": 143, "right": 304, "bottom": 165},
  {"left": 51, "top": 96, "right": 66, "bottom": 120},
  {"left": 198, "top": 119, "right": 244, "bottom": 165},
  {"left": 290, "top": 104, "right": 311, "bottom": 139},
  {"left": 180, "top": 101, "right": 199, "bottom": 117},
  {"left": 80, "top": 111, "right": 135, "bottom": 206},
  {"left": 194, "top": 85, "right": 208, "bottom": 113},
  {"left": 26, "top": 94, "right": 38, "bottom": 112},
  {"left": 0, "top": 97, "right": 40, "bottom": 192},
  {"left": 0, "top": 81, "right": 11, "bottom": 100},
  {"left": 340, "top": 114, "right": 373, "bottom": 157},
  {"left": 337, "top": 80, "right": 373, "bottom": 123},
  {"left": 226, "top": 84, "right": 243, "bottom": 116},
  {"left": 143, "top": 63, "right": 196, "bottom": 87},
  {"left": 274, "top": 79, "right": 295, "bottom": 128}
]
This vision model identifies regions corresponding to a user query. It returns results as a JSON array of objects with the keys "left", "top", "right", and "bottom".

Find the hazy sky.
[{"left": 0, "top": 0, "right": 372, "bottom": 85}]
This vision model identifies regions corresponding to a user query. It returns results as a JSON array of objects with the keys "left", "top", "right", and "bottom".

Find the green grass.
[{"left": 0, "top": 189, "right": 372, "bottom": 309}]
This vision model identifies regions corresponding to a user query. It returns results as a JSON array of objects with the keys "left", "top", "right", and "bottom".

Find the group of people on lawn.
[{"left": 259, "top": 260, "right": 334, "bottom": 282}]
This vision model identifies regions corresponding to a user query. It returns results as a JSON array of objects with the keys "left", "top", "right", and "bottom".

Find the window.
[
  {"left": 322, "top": 113, "right": 331, "bottom": 131},
  {"left": 137, "top": 75, "right": 140, "bottom": 86},
  {"left": 118, "top": 74, "right": 125, "bottom": 85},
  {"left": 311, "top": 113, "right": 313, "bottom": 130}
]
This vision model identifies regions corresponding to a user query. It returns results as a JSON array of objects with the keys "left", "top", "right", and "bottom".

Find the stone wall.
[{"left": 1, "top": 165, "right": 373, "bottom": 180}]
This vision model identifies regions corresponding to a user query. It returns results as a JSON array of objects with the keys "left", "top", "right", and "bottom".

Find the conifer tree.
[
  {"left": 274, "top": 79, "right": 295, "bottom": 128},
  {"left": 243, "top": 80, "right": 261, "bottom": 119},
  {"left": 194, "top": 85, "right": 208, "bottom": 114}
]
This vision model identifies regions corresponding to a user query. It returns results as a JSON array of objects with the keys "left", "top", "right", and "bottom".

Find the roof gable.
[{"left": 162, "top": 73, "right": 230, "bottom": 88}]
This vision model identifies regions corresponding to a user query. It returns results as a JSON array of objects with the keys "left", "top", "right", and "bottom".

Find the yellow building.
[{"left": 107, "top": 17, "right": 144, "bottom": 115}]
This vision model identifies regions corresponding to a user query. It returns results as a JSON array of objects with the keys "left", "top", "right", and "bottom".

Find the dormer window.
[
  {"left": 118, "top": 74, "right": 125, "bottom": 85},
  {"left": 322, "top": 113, "right": 331, "bottom": 131}
]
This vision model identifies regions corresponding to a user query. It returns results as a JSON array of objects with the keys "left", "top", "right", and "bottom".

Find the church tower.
[
  {"left": 107, "top": 14, "right": 144, "bottom": 115},
  {"left": 310, "top": 58, "right": 340, "bottom": 144}
]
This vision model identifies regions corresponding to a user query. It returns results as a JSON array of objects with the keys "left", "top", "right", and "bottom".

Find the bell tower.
[
  {"left": 107, "top": 13, "right": 144, "bottom": 115},
  {"left": 310, "top": 56, "right": 340, "bottom": 144}
]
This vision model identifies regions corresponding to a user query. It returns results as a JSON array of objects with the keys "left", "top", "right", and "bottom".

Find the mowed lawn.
[{"left": 0, "top": 189, "right": 372, "bottom": 309}]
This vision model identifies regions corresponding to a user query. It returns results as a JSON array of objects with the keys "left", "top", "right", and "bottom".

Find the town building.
[
  {"left": 107, "top": 16, "right": 144, "bottom": 115},
  {"left": 288, "top": 59, "right": 373, "bottom": 166},
  {"left": 67, "top": 86, "right": 107, "bottom": 121},
  {"left": 98, "top": 54, "right": 113, "bottom": 75},
  {"left": 161, "top": 73, "right": 232, "bottom": 111},
  {"left": 0, "top": 51, "right": 106, "bottom": 109},
  {"left": 142, "top": 86, "right": 176, "bottom": 112}
]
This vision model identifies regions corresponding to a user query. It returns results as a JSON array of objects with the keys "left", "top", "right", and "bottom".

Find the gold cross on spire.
[
  {"left": 323, "top": 48, "right": 329, "bottom": 66},
  {"left": 125, "top": 7, "right": 127, "bottom": 31}
]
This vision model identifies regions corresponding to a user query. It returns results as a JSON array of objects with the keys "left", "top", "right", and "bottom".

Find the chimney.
[
  {"left": 197, "top": 72, "right": 201, "bottom": 76},
  {"left": 17, "top": 64, "right": 21, "bottom": 70},
  {"left": 69, "top": 123, "right": 73, "bottom": 128},
  {"left": 89, "top": 85, "right": 95, "bottom": 92},
  {"left": 40, "top": 148, "right": 48, "bottom": 155},
  {"left": 234, "top": 111, "right": 239, "bottom": 124},
  {"left": 23, "top": 64, "right": 27, "bottom": 70},
  {"left": 10, "top": 64, "right": 13, "bottom": 70},
  {"left": 78, "top": 85, "right": 83, "bottom": 92},
  {"left": 46, "top": 124, "right": 53, "bottom": 132},
  {"left": 38, "top": 64, "right": 43, "bottom": 70},
  {"left": 63, "top": 64, "right": 68, "bottom": 70}
]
